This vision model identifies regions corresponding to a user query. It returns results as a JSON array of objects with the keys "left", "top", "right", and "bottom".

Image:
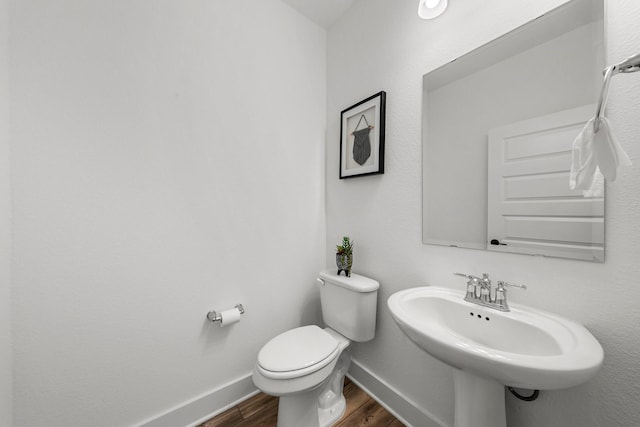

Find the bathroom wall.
[
  {"left": 9, "top": 1, "right": 326, "bottom": 426},
  {"left": 327, "top": 0, "right": 640, "bottom": 426},
  {"left": 0, "top": 0, "right": 12, "bottom": 425}
]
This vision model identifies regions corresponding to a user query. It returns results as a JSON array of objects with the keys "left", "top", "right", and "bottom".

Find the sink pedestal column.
[{"left": 453, "top": 369, "right": 506, "bottom": 427}]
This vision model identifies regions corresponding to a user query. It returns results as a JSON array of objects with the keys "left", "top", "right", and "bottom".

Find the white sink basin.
[{"left": 387, "top": 286, "right": 603, "bottom": 390}]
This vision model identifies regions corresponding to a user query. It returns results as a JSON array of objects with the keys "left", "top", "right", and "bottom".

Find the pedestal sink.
[{"left": 387, "top": 287, "right": 603, "bottom": 427}]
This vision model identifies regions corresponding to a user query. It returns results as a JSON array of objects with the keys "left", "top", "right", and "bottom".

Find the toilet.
[{"left": 252, "top": 270, "right": 379, "bottom": 427}]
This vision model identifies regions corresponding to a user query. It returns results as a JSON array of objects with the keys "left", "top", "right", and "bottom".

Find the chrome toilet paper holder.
[{"left": 206, "top": 304, "right": 245, "bottom": 323}]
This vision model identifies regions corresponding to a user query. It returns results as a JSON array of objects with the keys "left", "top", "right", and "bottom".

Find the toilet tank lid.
[{"left": 319, "top": 270, "right": 379, "bottom": 292}]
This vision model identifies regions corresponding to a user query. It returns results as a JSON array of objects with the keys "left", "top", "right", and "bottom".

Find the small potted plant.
[{"left": 336, "top": 236, "right": 354, "bottom": 277}]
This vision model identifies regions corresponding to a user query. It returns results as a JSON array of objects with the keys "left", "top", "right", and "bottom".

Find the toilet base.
[
  {"left": 318, "top": 348, "right": 351, "bottom": 427},
  {"left": 318, "top": 394, "right": 346, "bottom": 427},
  {"left": 277, "top": 389, "right": 325, "bottom": 427},
  {"left": 274, "top": 348, "right": 351, "bottom": 427}
]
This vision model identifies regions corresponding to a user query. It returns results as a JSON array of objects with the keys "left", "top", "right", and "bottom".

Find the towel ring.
[
  {"left": 594, "top": 65, "right": 614, "bottom": 133},
  {"left": 611, "top": 52, "right": 640, "bottom": 75},
  {"left": 595, "top": 52, "right": 640, "bottom": 133}
]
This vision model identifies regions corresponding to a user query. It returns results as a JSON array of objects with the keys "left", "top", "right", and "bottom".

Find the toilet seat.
[{"left": 257, "top": 325, "right": 339, "bottom": 380}]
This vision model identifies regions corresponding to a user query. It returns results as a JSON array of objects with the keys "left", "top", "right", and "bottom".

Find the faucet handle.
[
  {"left": 494, "top": 281, "right": 526, "bottom": 311},
  {"left": 454, "top": 272, "right": 482, "bottom": 281},
  {"left": 497, "top": 280, "right": 527, "bottom": 291},
  {"left": 454, "top": 272, "right": 473, "bottom": 279},
  {"left": 455, "top": 273, "right": 480, "bottom": 299}
]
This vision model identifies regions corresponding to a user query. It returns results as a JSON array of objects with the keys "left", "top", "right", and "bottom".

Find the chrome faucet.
[
  {"left": 479, "top": 273, "right": 492, "bottom": 303},
  {"left": 454, "top": 272, "right": 526, "bottom": 312}
]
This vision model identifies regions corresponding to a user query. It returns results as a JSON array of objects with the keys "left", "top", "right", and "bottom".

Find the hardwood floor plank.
[
  {"left": 235, "top": 408, "right": 278, "bottom": 427},
  {"left": 335, "top": 398, "right": 400, "bottom": 427},
  {"left": 342, "top": 380, "right": 372, "bottom": 415},
  {"left": 365, "top": 404, "right": 398, "bottom": 427},
  {"left": 198, "top": 406, "right": 243, "bottom": 427},
  {"left": 253, "top": 414, "right": 278, "bottom": 427},
  {"left": 238, "top": 392, "right": 278, "bottom": 419}
]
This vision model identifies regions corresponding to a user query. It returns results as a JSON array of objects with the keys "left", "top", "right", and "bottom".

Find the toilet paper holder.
[{"left": 206, "top": 304, "right": 245, "bottom": 323}]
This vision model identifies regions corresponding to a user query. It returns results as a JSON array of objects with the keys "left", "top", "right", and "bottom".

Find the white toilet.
[{"left": 252, "top": 270, "right": 379, "bottom": 427}]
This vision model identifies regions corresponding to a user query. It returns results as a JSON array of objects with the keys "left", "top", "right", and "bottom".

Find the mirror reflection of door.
[{"left": 487, "top": 105, "right": 604, "bottom": 262}]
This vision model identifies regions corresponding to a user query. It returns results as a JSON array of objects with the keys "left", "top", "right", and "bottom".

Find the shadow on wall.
[
  {"left": 300, "top": 293, "right": 322, "bottom": 327},
  {"left": 199, "top": 315, "right": 238, "bottom": 351}
]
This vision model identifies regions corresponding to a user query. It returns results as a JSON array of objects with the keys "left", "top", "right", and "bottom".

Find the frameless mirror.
[{"left": 422, "top": 0, "right": 605, "bottom": 262}]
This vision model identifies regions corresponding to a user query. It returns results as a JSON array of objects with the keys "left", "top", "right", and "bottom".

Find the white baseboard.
[
  {"left": 347, "top": 359, "right": 449, "bottom": 427},
  {"left": 137, "top": 373, "right": 258, "bottom": 427},
  {"left": 137, "top": 360, "right": 447, "bottom": 427}
]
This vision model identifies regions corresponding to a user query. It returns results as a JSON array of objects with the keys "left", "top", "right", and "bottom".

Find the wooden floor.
[{"left": 199, "top": 377, "right": 404, "bottom": 427}]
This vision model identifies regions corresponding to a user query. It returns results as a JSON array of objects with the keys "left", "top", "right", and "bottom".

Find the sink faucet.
[
  {"left": 479, "top": 273, "right": 492, "bottom": 303},
  {"left": 454, "top": 273, "right": 526, "bottom": 312}
]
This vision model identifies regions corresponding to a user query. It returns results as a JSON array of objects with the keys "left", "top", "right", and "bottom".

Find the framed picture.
[{"left": 340, "top": 91, "right": 386, "bottom": 179}]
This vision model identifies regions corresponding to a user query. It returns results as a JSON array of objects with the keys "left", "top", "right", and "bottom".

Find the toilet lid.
[{"left": 258, "top": 325, "right": 339, "bottom": 374}]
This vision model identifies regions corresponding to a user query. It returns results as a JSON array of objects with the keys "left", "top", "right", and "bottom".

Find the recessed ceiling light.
[{"left": 418, "top": 0, "right": 448, "bottom": 20}]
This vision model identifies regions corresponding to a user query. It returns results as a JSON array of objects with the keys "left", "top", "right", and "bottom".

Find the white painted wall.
[
  {"left": 9, "top": 1, "right": 326, "bottom": 426},
  {"left": 0, "top": 0, "right": 12, "bottom": 425},
  {"left": 327, "top": 0, "right": 640, "bottom": 426}
]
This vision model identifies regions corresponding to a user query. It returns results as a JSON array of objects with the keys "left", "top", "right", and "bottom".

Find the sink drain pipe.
[{"left": 507, "top": 387, "right": 540, "bottom": 401}]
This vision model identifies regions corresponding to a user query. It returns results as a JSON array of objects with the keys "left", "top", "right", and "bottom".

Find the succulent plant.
[{"left": 336, "top": 236, "right": 353, "bottom": 255}]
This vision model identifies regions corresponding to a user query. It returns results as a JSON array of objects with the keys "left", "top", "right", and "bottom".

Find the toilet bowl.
[
  {"left": 253, "top": 326, "right": 351, "bottom": 427},
  {"left": 252, "top": 271, "right": 379, "bottom": 427}
]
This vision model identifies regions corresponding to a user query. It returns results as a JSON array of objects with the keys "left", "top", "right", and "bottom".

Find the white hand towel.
[
  {"left": 570, "top": 116, "right": 632, "bottom": 196},
  {"left": 581, "top": 167, "right": 604, "bottom": 198},
  {"left": 570, "top": 64, "right": 632, "bottom": 196}
]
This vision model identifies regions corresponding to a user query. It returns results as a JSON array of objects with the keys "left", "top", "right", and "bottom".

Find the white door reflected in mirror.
[{"left": 487, "top": 104, "right": 604, "bottom": 262}]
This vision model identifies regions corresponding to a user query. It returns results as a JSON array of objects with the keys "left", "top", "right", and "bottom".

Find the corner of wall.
[{"left": 0, "top": 0, "right": 13, "bottom": 424}]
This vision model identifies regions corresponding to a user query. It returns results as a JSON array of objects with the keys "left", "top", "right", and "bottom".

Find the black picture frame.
[{"left": 339, "top": 91, "right": 386, "bottom": 179}]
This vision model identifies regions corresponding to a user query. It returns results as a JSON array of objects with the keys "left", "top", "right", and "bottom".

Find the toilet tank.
[{"left": 318, "top": 270, "right": 379, "bottom": 342}]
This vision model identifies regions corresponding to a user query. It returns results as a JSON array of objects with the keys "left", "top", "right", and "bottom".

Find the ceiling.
[{"left": 281, "top": 0, "right": 357, "bottom": 28}]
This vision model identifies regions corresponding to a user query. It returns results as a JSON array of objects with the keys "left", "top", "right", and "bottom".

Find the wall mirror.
[{"left": 422, "top": 0, "right": 605, "bottom": 262}]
